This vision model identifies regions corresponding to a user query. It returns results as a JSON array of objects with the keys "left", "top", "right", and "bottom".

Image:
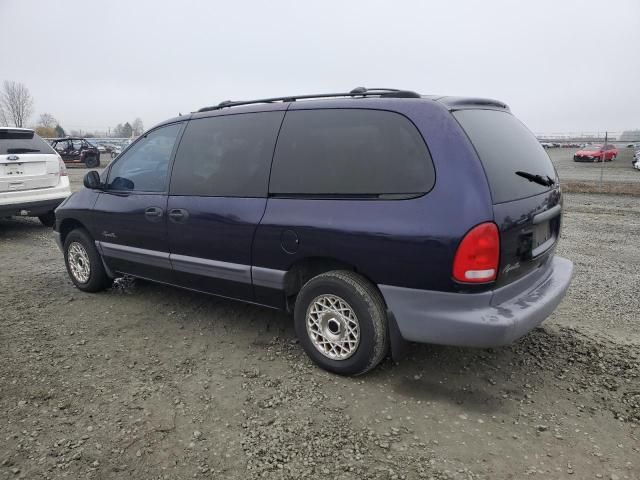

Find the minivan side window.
[
  {"left": 269, "top": 109, "right": 435, "bottom": 196},
  {"left": 170, "top": 111, "right": 285, "bottom": 197},
  {"left": 107, "top": 123, "right": 182, "bottom": 192}
]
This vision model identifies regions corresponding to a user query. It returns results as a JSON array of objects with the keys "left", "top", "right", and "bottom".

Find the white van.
[{"left": 0, "top": 128, "right": 71, "bottom": 226}]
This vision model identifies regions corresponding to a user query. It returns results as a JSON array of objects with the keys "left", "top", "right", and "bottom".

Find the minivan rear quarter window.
[
  {"left": 453, "top": 109, "right": 556, "bottom": 204},
  {"left": 0, "top": 130, "right": 56, "bottom": 155},
  {"left": 269, "top": 109, "right": 435, "bottom": 196}
]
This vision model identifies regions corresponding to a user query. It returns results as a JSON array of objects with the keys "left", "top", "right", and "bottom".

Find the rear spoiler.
[{"left": 0, "top": 129, "right": 35, "bottom": 140}]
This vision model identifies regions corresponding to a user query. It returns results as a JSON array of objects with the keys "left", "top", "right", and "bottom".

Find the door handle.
[
  {"left": 144, "top": 206, "right": 164, "bottom": 222},
  {"left": 168, "top": 208, "right": 189, "bottom": 223}
]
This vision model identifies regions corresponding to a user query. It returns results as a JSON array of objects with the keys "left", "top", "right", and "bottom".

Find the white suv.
[{"left": 1, "top": 128, "right": 71, "bottom": 226}]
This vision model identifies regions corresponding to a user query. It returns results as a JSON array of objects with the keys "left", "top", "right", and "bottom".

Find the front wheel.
[
  {"left": 294, "top": 270, "right": 389, "bottom": 376},
  {"left": 63, "top": 228, "right": 111, "bottom": 292}
]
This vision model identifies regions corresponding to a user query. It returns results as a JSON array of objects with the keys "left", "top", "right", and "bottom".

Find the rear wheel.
[
  {"left": 38, "top": 211, "right": 55, "bottom": 227},
  {"left": 294, "top": 270, "right": 389, "bottom": 376},
  {"left": 85, "top": 155, "right": 99, "bottom": 168},
  {"left": 63, "top": 228, "right": 111, "bottom": 292}
]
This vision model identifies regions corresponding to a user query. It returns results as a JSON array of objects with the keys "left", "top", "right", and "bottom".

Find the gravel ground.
[{"left": 0, "top": 189, "right": 638, "bottom": 479}]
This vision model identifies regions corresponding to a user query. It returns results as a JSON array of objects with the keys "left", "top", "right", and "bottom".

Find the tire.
[
  {"left": 294, "top": 270, "right": 389, "bottom": 376},
  {"left": 38, "top": 211, "right": 56, "bottom": 227},
  {"left": 63, "top": 228, "right": 111, "bottom": 292},
  {"left": 84, "top": 155, "right": 99, "bottom": 168}
]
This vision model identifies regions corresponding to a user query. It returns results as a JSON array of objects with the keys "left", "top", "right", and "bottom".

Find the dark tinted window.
[
  {"left": 0, "top": 130, "right": 55, "bottom": 155},
  {"left": 270, "top": 109, "right": 434, "bottom": 196},
  {"left": 170, "top": 112, "right": 284, "bottom": 197},
  {"left": 453, "top": 109, "right": 556, "bottom": 204},
  {"left": 107, "top": 123, "right": 181, "bottom": 192}
]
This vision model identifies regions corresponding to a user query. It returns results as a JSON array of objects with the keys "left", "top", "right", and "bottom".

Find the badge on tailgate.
[{"left": 6, "top": 164, "right": 24, "bottom": 175}]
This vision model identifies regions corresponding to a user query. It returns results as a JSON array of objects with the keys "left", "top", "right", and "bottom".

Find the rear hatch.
[
  {"left": 453, "top": 109, "right": 561, "bottom": 286},
  {"left": 0, "top": 129, "right": 60, "bottom": 192}
]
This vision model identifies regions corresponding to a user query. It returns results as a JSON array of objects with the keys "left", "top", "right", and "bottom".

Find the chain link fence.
[{"left": 536, "top": 131, "right": 640, "bottom": 195}]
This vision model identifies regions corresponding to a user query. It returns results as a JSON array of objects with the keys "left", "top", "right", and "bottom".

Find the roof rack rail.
[{"left": 197, "top": 87, "right": 421, "bottom": 113}]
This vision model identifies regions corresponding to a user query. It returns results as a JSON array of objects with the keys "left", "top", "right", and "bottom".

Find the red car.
[{"left": 573, "top": 144, "right": 618, "bottom": 162}]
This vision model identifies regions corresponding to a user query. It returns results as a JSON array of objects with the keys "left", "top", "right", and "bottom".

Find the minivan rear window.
[
  {"left": 0, "top": 130, "right": 56, "bottom": 155},
  {"left": 453, "top": 109, "right": 556, "bottom": 204},
  {"left": 270, "top": 109, "right": 435, "bottom": 196}
]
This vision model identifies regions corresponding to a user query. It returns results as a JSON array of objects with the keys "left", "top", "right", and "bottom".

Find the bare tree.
[
  {"left": 0, "top": 81, "right": 34, "bottom": 127},
  {"left": 37, "top": 113, "right": 58, "bottom": 129},
  {"left": 132, "top": 117, "right": 144, "bottom": 136},
  {"left": 0, "top": 106, "right": 7, "bottom": 126}
]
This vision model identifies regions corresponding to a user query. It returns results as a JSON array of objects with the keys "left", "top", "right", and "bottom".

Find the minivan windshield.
[
  {"left": 0, "top": 129, "right": 56, "bottom": 155},
  {"left": 453, "top": 109, "right": 557, "bottom": 204}
]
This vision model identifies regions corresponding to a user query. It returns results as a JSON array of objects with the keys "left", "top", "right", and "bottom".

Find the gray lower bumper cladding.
[{"left": 379, "top": 256, "right": 574, "bottom": 348}]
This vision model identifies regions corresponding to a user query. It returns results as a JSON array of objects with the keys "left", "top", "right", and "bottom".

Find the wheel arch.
[
  {"left": 59, "top": 218, "right": 90, "bottom": 244},
  {"left": 282, "top": 256, "right": 407, "bottom": 362},
  {"left": 282, "top": 256, "right": 385, "bottom": 309}
]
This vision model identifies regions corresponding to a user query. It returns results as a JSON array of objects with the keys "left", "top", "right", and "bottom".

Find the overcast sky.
[{"left": 1, "top": 0, "right": 638, "bottom": 134}]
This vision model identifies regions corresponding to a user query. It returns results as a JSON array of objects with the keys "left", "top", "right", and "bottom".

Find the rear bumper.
[
  {"left": 0, "top": 197, "right": 67, "bottom": 217},
  {"left": 0, "top": 177, "right": 71, "bottom": 216},
  {"left": 379, "top": 256, "right": 574, "bottom": 348}
]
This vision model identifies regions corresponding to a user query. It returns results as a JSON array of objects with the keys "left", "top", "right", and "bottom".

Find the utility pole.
[{"left": 600, "top": 131, "right": 607, "bottom": 190}]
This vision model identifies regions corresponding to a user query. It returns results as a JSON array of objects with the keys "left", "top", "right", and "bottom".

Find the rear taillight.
[
  {"left": 453, "top": 222, "right": 500, "bottom": 283},
  {"left": 58, "top": 157, "right": 68, "bottom": 176}
]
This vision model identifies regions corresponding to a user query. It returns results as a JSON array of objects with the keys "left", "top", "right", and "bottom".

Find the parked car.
[
  {"left": 50, "top": 137, "right": 101, "bottom": 168},
  {"left": 1, "top": 128, "right": 71, "bottom": 226},
  {"left": 573, "top": 144, "right": 618, "bottom": 162},
  {"left": 110, "top": 146, "right": 123, "bottom": 159},
  {"left": 53, "top": 88, "right": 574, "bottom": 375}
]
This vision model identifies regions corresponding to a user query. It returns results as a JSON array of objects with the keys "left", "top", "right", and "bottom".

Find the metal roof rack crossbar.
[{"left": 197, "top": 87, "right": 420, "bottom": 113}]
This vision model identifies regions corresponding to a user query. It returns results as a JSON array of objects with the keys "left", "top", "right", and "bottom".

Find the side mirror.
[{"left": 83, "top": 171, "right": 102, "bottom": 189}]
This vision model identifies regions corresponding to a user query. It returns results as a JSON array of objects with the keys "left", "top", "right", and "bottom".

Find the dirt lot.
[{"left": 1, "top": 179, "right": 638, "bottom": 478}]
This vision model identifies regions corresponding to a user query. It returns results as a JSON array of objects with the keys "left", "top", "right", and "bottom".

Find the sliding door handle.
[{"left": 168, "top": 208, "right": 189, "bottom": 223}]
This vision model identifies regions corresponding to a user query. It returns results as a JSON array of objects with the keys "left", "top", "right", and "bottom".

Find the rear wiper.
[
  {"left": 7, "top": 148, "right": 41, "bottom": 154},
  {"left": 515, "top": 171, "right": 555, "bottom": 187}
]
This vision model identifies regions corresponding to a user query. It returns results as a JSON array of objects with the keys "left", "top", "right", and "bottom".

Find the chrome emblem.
[
  {"left": 503, "top": 262, "right": 520, "bottom": 274},
  {"left": 7, "top": 155, "right": 19, "bottom": 161}
]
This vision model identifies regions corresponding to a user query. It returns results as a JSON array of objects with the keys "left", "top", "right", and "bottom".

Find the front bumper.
[
  {"left": 574, "top": 155, "right": 599, "bottom": 162},
  {"left": 379, "top": 256, "right": 574, "bottom": 348}
]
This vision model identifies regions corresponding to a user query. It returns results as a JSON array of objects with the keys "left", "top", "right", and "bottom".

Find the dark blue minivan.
[{"left": 54, "top": 88, "right": 573, "bottom": 375}]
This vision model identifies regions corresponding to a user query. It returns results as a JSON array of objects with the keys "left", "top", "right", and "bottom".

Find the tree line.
[{"left": 0, "top": 80, "right": 144, "bottom": 138}]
